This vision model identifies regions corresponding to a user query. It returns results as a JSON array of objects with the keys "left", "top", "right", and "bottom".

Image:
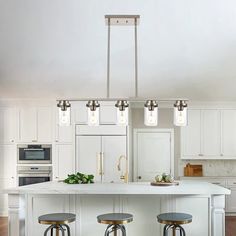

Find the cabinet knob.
[
  {"left": 220, "top": 154, "right": 223, "bottom": 156},
  {"left": 198, "top": 154, "right": 203, "bottom": 157},
  {"left": 11, "top": 177, "right": 14, "bottom": 179},
  {"left": 138, "top": 176, "right": 142, "bottom": 180},
  {"left": 32, "top": 140, "right": 37, "bottom": 142},
  {"left": 11, "top": 140, "right": 14, "bottom": 143},
  {"left": 55, "top": 140, "right": 59, "bottom": 142}
]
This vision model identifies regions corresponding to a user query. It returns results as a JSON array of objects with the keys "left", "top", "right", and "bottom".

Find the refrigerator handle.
[
  {"left": 97, "top": 152, "right": 102, "bottom": 175},
  {"left": 100, "top": 152, "right": 104, "bottom": 176}
]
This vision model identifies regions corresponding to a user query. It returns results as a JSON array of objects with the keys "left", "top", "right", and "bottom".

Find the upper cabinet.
[
  {"left": 181, "top": 109, "right": 236, "bottom": 159},
  {"left": 221, "top": 110, "right": 236, "bottom": 157},
  {"left": 18, "top": 106, "right": 53, "bottom": 143},
  {"left": 0, "top": 107, "right": 17, "bottom": 144}
]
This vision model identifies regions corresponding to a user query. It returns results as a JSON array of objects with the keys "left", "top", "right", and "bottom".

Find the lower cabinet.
[
  {"left": 180, "top": 177, "right": 236, "bottom": 214},
  {"left": 53, "top": 144, "right": 75, "bottom": 180},
  {"left": 0, "top": 178, "right": 16, "bottom": 216},
  {"left": 25, "top": 194, "right": 209, "bottom": 236},
  {"left": 0, "top": 144, "right": 17, "bottom": 216},
  {"left": 226, "top": 188, "right": 236, "bottom": 213}
]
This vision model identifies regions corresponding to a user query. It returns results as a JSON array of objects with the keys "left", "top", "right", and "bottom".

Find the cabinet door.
[
  {"left": 0, "top": 107, "right": 17, "bottom": 144},
  {"left": 221, "top": 110, "right": 236, "bottom": 157},
  {"left": 181, "top": 109, "right": 201, "bottom": 158},
  {"left": 102, "top": 136, "right": 127, "bottom": 183},
  {"left": 202, "top": 110, "right": 221, "bottom": 156},
  {"left": 0, "top": 145, "right": 17, "bottom": 179},
  {"left": 19, "top": 107, "right": 37, "bottom": 142},
  {"left": 0, "top": 178, "right": 15, "bottom": 216},
  {"left": 226, "top": 188, "right": 236, "bottom": 213},
  {"left": 134, "top": 131, "right": 172, "bottom": 181},
  {"left": 54, "top": 145, "right": 74, "bottom": 180},
  {"left": 76, "top": 136, "right": 101, "bottom": 182},
  {"left": 37, "top": 107, "right": 53, "bottom": 143}
]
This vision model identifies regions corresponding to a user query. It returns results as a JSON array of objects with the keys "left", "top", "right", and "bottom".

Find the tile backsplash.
[{"left": 178, "top": 160, "right": 236, "bottom": 177}]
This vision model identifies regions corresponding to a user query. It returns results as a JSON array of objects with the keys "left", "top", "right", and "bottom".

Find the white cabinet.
[
  {"left": 37, "top": 107, "right": 53, "bottom": 143},
  {"left": 18, "top": 107, "right": 53, "bottom": 143},
  {"left": 0, "top": 107, "right": 17, "bottom": 144},
  {"left": 19, "top": 107, "right": 37, "bottom": 142},
  {"left": 181, "top": 110, "right": 201, "bottom": 157},
  {"left": 221, "top": 110, "right": 236, "bottom": 157},
  {"left": 226, "top": 188, "right": 236, "bottom": 213},
  {"left": 0, "top": 145, "right": 17, "bottom": 179},
  {"left": 0, "top": 144, "right": 16, "bottom": 216},
  {"left": 76, "top": 135, "right": 127, "bottom": 183},
  {"left": 55, "top": 125, "right": 73, "bottom": 143},
  {"left": 201, "top": 110, "right": 221, "bottom": 156},
  {"left": 181, "top": 109, "right": 236, "bottom": 159},
  {"left": 54, "top": 144, "right": 74, "bottom": 180}
]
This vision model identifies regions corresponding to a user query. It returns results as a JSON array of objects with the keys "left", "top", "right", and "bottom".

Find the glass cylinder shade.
[
  {"left": 59, "top": 107, "right": 71, "bottom": 126},
  {"left": 144, "top": 106, "right": 158, "bottom": 126},
  {"left": 116, "top": 107, "right": 129, "bottom": 126},
  {"left": 87, "top": 107, "right": 100, "bottom": 126},
  {"left": 174, "top": 106, "right": 188, "bottom": 126}
]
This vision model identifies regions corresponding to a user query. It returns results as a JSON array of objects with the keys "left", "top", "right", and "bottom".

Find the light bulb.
[
  {"left": 87, "top": 107, "right": 100, "bottom": 126},
  {"left": 117, "top": 108, "right": 128, "bottom": 126},
  {"left": 174, "top": 100, "right": 188, "bottom": 126},
  {"left": 144, "top": 106, "right": 158, "bottom": 126}
]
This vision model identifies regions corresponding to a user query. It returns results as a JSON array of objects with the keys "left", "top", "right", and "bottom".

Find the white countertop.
[{"left": 5, "top": 180, "right": 231, "bottom": 195}]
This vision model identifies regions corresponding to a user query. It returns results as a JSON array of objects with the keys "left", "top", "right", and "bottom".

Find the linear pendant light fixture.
[{"left": 57, "top": 15, "right": 188, "bottom": 127}]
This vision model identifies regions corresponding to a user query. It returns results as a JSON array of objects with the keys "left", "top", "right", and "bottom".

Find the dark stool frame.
[{"left": 43, "top": 223, "right": 71, "bottom": 236}]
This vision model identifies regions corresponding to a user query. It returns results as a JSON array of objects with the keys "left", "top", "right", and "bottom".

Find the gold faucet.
[{"left": 117, "top": 155, "right": 128, "bottom": 183}]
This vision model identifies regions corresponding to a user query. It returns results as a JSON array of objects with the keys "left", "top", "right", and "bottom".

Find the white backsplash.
[{"left": 178, "top": 160, "right": 236, "bottom": 177}]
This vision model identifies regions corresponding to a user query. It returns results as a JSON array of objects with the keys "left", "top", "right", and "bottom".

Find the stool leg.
[
  {"left": 172, "top": 225, "right": 176, "bottom": 236},
  {"left": 56, "top": 226, "right": 59, "bottom": 236},
  {"left": 44, "top": 225, "right": 54, "bottom": 236},
  {"left": 50, "top": 227, "right": 53, "bottom": 236},
  {"left": 58, "top": 225, "right": 65, "bottom": 236},
  {"left": 163, "top": 224, "right": 169, "bottom": 236},
  {"left": 105, "top": 224, "right": 113, "bottom": 236},
  {"left": 178, "top": 225, "right": 186, "bottom": 236},
  {"left": 120, "top": 225, "right": 126, "bottom": 236},
  {"left": 62, "top": 224, "right": 71, "bottom": 236}
]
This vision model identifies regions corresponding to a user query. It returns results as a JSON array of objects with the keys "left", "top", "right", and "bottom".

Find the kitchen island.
[{"left": 6, "top": 181, "right": 230, "bottom": 236}]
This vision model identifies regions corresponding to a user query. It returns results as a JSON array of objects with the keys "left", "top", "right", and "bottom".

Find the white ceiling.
[{"left": 0, "top": 0, "right": 236, "bottom": 100}]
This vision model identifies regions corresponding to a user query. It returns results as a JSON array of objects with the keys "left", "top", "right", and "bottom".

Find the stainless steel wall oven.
[{"left": 18, "top": 144, "right": 52, "bottom": 164}]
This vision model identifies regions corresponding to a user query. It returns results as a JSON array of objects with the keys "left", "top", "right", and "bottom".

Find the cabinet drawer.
[
  {"left": 208, "top": 180, "right": 226, "bottom": 187},
  {"left": 227, "top": 180, "right": 236, "bottom": 187}
]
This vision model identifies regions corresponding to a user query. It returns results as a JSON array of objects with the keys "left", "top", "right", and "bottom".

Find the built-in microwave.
[{"left": 17, "top": 144, "right": 52, "bottom": 164}]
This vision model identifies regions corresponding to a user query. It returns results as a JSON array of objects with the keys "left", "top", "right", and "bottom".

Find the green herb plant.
[{"left": 64, "top": 172, "right": 94, "bottom": 184}]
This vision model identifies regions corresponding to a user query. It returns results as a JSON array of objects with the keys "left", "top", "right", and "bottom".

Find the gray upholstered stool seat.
[
  {"left": 157, "top": 212, "right": 192, "bottom": 236},
  {"left": 97, "top": 213, "right": 133, "bottom": 236},
  {"left": 38, "top": 213, "right": 76, "bottom": 236}
]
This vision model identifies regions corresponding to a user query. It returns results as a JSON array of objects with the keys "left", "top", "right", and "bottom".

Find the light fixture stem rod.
[
  {"left": 107, "top": 18, "right": 111, "bottom": 98},
  {"left": 134, "top": 17, "right": 138, "bottom": 98}
]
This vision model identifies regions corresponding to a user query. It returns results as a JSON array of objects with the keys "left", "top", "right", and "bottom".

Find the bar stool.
[
  {"left": 157, "top": 212, "right": 192, "bottom": 236},
  {"left": 97, "top": 213, "right": 133, "bottom": 236},
  {"left": 38, "top": 213, "right": 76, "bottom": 236}
]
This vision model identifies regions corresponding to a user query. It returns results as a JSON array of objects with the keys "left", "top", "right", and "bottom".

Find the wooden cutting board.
[{"left": 184, "top": 163, "right": 203, "bottom": 177}]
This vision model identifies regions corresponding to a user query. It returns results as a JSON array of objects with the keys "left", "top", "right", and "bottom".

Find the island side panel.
[
  {"left": 211, "top": 195, "right": 226, "bottom": 236},
  {"left": 8, "top": 194, "right": 25, "bottom": 236}
]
